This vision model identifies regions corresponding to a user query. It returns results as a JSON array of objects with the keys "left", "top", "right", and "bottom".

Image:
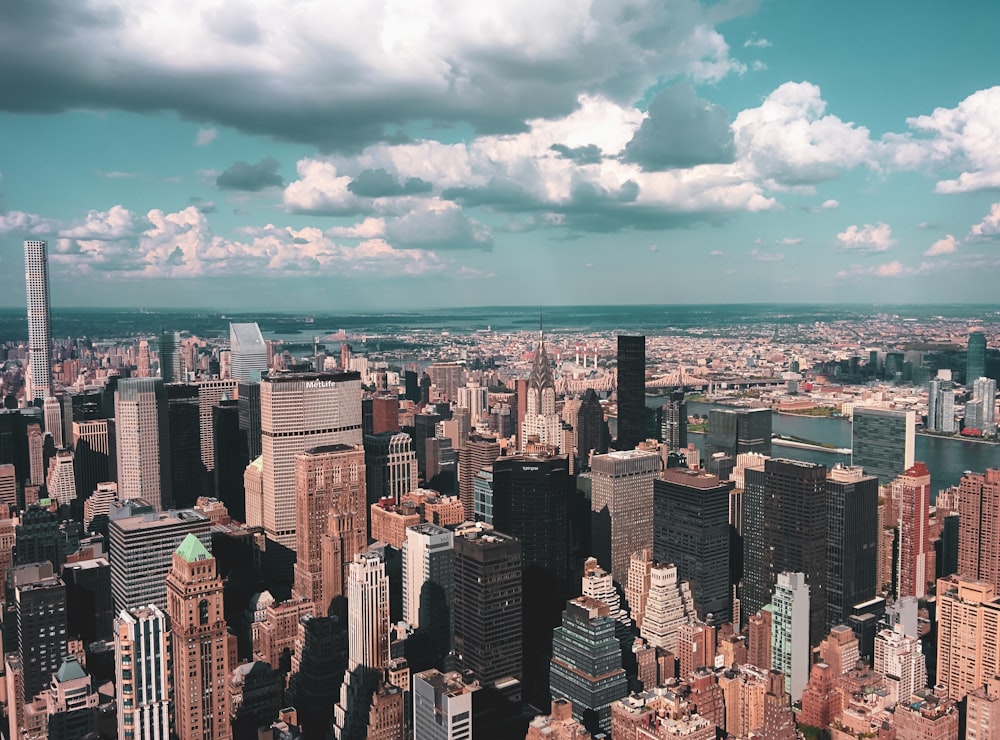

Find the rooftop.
[{"left": 175, "top": 533, "right": 212, "bottom": 563}]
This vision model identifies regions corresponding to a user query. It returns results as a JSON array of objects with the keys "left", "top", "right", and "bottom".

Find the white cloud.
[
  {"left": 925, "top": 234, "right": 959, "bottom": 256},
  {"left": 821, "top": 199, "right": 840, "bottom": 210},
  {"left": 776, "top": 237, "right": 802, "bottom": 245},
  {"left": 326, "top": 217, "right": 387, "bottom": 239},
  {"left": 969, "top": 202, "right": 1000, "bottom": 241},
  {"left": 709, "top": 249, "right": 725, "bottom": 256},
  {"left": 876, "top": 260, "right": 906, "bottom": 276},
  {"left": 744, "top": 34, "right": 772, "bottom": 48},
  {"left": 750, "top": 249, "right": 784, "bottom": 261},
  {"left": 0, "top": 211, "right": 60, "bottom": 236},
  {"left": 195, "top": 127, "right": 218, "bottom": 146},
  {"left": 835, "top": 222, "right": 896, "bottom": 253},
  {"left": 733, "top": 82, "right": 876, "bottom": 186}
]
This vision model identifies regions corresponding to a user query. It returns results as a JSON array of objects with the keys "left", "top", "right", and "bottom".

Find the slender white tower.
[{"left": 24, "top": 239, "right": 52, "bottom": 400}]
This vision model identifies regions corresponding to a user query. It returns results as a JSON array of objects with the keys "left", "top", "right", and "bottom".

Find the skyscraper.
[
  {"left": 935, "top": 575, "right": 1000, "bottom": 701},
  {"left": 521, "top": 332, "right": 562, "bottom": 451},
  {"left": 164, "top": 382, "right": 201, "bottom": 509},
  {"left": 364, "top": 432, "right": 419, "bottom": 509},
  {"left": 346, "top": 550, "right": 391, "bottom": 672},
  {"left": 959, "top": 469, "right": 1000, "bottom": 592},
  {"left": 292, "top": 444, "right": 367, "bottom": 615},
  {"left": 115, "top": 378, "right": 172, "bottom": 510},
  {"left": 159, "top": 330, "right": 182, "bottom": 383},
  {"left": 770, "top": 572, "right": 810, "bottom": 702},
  {"left": 45, "top": 448, "right": 76, "bottom": 507},
  {"left": 637, "top": 561, "right": 696, "bottom": 653},
  {"left": 166, "top": 534, "right": 231, "bottom": 740},
  {"left": 660, "top": 390, "right": 688, "bottom": 451},
  {"left": 590, "top": 448, "right": 661, "bottom": 587},
  {"left": 198, "top": 378, "right": 237, "bottom": 483},
  {"left": 412, "top": 670, "right": 479, "bottom": 740},
  {"left": 259, "top": 372, "right": 363, "bottom": 553},
  {"left": 402, "top": 523, "right": 454, "bottom": 669},
  {"left": 576, "top": 389, "right": 608, "bottom": 467},
  {"left": 457, "top": 435, "right": 500, "bottom": 521},
  {"left": 43, "top": 395, "right": 62, "bottom": 447},
  {"left": 230, "top": 322, "right": 269, "bottom": 382},
  {"left": 24, "top": 240, "right": 52, "bottom": 401},
  {"left": 895, "top": 462, "right": 932, "bottom": 599},
  {"left": 115, "top": 605, "right": 172, "bottom": 740},
  {"left": 11, "top": 561, "right": 68, "bottom": 701},
  {"left": 548, "top": 596, "right": 628, "bottom": 735},
  {"left": 851, "top": 407, "right": 915, "bottom": 485},
  {"left": 928, "top": 378, "right": 956, "bottom": 433},
  {"left": 654, "top": 467, "right": 734, "bottom": 625},
  {"left": 706, "top": 408, "right": 772, "bottom": 458},
  {"left": 615, "top": 335, "right": 646, "bottom": 451},
  {"left": 72, "top": 419, "right": 110, "bottom": 503},
  {"left": 968, "top": 331, "right": 987, "bottom": 388},
  {"left": 824, "top": 465, "right": 879, "bottom": 628}
]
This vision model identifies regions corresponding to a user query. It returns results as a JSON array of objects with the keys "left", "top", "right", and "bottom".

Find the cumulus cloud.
[
  {"left": 733, "top": 82, "right": 876, "bottom": 186},
  {"left": 216, "top": 157, "right": 283, "bottom": 191},
  {"left": 326, "top": 217, "right": 387, "bottom": 239},
  {"left": 925, "top": 234, "right": 959, "bottom": 256},
  {"left": 385, "top": 200, "right": 492, "bottom": 251},
  {"left": 195, "top": 127, "right": 218, "bottom": 146},
  {"left": 834, "top": 222, "right": 896, "bottom": 253},
  {"left": 622, "top": 84, "right": 735, "bottom": 170},
  {"left": 744, "top": 34, "right": 772, "bottom": 48},
  {"left": 347, "top": 169, "right": 433, "bottom": 198},
  {"left": 188, "top": 196, "right": 217, "bottom": 213},
  {"left": 969, "top": 202, "right": 1000, "bottom": 241},
  {"left": 821, "top": 199, "right": 840, "bottom": 209},
  {"left": 0, "top": 0, "right": 753, "bottom": 151}
]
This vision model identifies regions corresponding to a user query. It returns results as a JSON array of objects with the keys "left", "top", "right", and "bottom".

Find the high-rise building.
[
  {"left": 212, "top": 399, "right": 243, "bottom": 517},
  {"left": 364, "top": 432, "right": 419, "bottom": 510},
  {"left": 11, "top": 561, "right": 68, "bottom": 702},
  {"left": 706, "top": 408, "right": 771, "bottom": 458},
  {"left": 45, "top": 656, "right": 100, "bottom": 740},
  {"left": 457, "top": 435, "right": 500, "bottom": 521},
  {"left": 159, "top": 330, "right": 182, "bottom": 383},
  {"left": 0, "top": 463, "right": 15, "bottom": 508},
  {"left": 492, "top": 453, "right": 570, "bottom": 581},
  {"left": 166, "top": 534, "right": 231, "bottom": 740},
  {"left": 115, "top": 378, "right": 173, "bottom": 510},
  {"left": 968, "top": 675, "right": 1000, "bottom": 739},
  {"left": 259, "top": 372, "right": 363, "bottom": 552},
  {"left": 660, "top": 390, "right": 688, "bottom": 451},
  {"left": 928, "top": 378, "right": 956, "bottom": 433},
  {"left": 292, "top": 444, "right": 367, "bottom": 614},
  {"left": 453, "top": 524, "right": 523, "bottom": 695},
  {"left": 615, "top": 335, "right": 646, "bottom": 451},
  {"left": 824, "top": 465, "right": 879, "bottom": 628},
  {"left": 581, "top": 557, "right": 630, "bottom": 637},
  {"left": 72, "top": 419, "right": 110, "bottom": 503},
  {"left": 412, "top": 670, "right": 478, "bottom": 740},
  {"left": 638, "top": 561, "right": 696, "bottom": 653},
  {"left": 230, "top": 322, "right": 269, "bottom": 382},
  {"left": 237, "top": 381, "right": 262, "bottom": 463},
  {"left": 654, "top": 467, "right": 733, "bottom": 625},
  {"left": 742, "top": 459, "right": 827, "bottom": 646},
  {"left": 590, "top": 448, "right": 660, "bottom": 587},
  {"left": 522, "top": 332, "right": 563, "bottom": 451},
  {"left": 935, "top": 575, "right": 1000, "bottom": 701},
  {"left": 873, "top": 624, "right": 926, "bottom": 707},
  {"left": 115, "top": 605, "right": 172, "bottom": 740},
  {"left": 895, "top": 462, "right": 932, "bottom": 599},
  {"left": 347, "top": 550, "right": 391, "bottom": 672},
  {"left": 851, "top": 407, "right": 915, "bottom": 484},
  {"left": 968, "top": 331, "right": 987, "bottom": 389},
  {"left": 46, "top": 448, "right": 76, "bottom": 507},
  {"left": 769, "top": 572, "right": 809, "bottom": 702},
  {"left": 43, "top": 395, "right": 63, "bottom": 447},
  {"left": 402, "top": 523, "right": 454, "bottom": 667},
  {"left": 198, "top": 379, "right": 237, "bottom": 483},
  {"left": 548, "top": 596, "right": 628, "bottom": 735},
  {"left": 24, "top": 240, "right": 52, "bottom": 401},
  {"left": 959, "top": 468, "right": 1000, "bottom": 592},
  {"left": 63, "top": 554, "right": 114, "bottom": 645},
  {"left": 108, "top": 503, "right": 212, "bottom": 611},
  {"left": 165, "top": 383, "right": 201, "bottom": 509},
  {"left": 428, "top": 362, "right": 464, "bottom": 403},
  {"left": 576, "top": 389, "right": 608, "bottom": 468}
]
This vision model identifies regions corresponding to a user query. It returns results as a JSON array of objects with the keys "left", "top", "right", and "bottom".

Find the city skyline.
[{"left": 1, "top": 3, "right": 1000, "bottom": 310}]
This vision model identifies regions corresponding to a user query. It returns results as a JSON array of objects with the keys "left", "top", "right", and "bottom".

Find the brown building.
[
  {"left": 758, "top": 670, "right": 796, "bottom": 740},
  {"left": 292, "top": 444, "right": 366, "bottom": 613},
  {"left": 967, "top": 674, "right": 1000, "bottom": 740},
  {"left": 890, "top": 688, "right": 959, "bottom": 740},
  {"left": 718, "top": 664, "right": 768, "bottom": 738},
  {"left": 167, "top": 534, "right": 232, "bottom": 740},
  {"left": 959, "top": 469, "right": 1000, "bottom": 592},
  {"left": 366, "top": 681, "right": 405, "bottom": 740},
  {"left": 253, "top": 597, "right": 316, "bottom": 670},
  {"left": 936, "top": 575, "right": 1000, "bottom": 701},
  {"left": 403, "top": 489, "right": 465, "bottom": 528},
  {"left": 677, "top": 622, "right": 716, "bottom": 680},
  {"left": 818, "top": 624, "right": 860, "bottom": 677},
  {"left": 748, "top": 608, "right": 772, "bottom": 671},
  {"left": 371, "top": 395, "right": 400, "bottom": 435},
  {"left": 687, "top": 668, "right": 724, "bottom": 729},
  {"left": 370, "top": 498, "right": 421, "bottom": 549},
  {"left": 457, "top": 436, "right": 501, "bottom": 520},
  {"left": 526, "top": 699, "right": 592, "bottom": 740},
  {"left": 800, "top": 662, "right": 838, "bottom": 731},
  {"left": 611, "top": 689, "right": 715, "bottom": 740}
]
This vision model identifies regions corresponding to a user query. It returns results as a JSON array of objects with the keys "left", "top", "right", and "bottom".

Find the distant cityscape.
[{"left": 4, "top": 238, "right": 1000, "bottom": 739}]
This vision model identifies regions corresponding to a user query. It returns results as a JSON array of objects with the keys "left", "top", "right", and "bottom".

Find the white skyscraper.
[
  {"left": 873, "top": 624, "right": 927, "bottom": 707},
  {"left": 770, "top": 571, "right": 810, "bottom": 703},
  {"left": 230, "top": 322, "right": 269, "bottom": 382},
  {"left": 639, "top": 562, "right": 696, "bottom": 653},
  {"left": 46, "top": 449, "right": 76, "bottom": 506},
  {"left": 115, "top": 378, "right": 172, "bottom": 510},
  {"left": 115, "top": 605, "right": 172, "bottom": 740},
  {"left": 347, "top": 551, "right": 391, "bottom": 671},
  {"left": 402, "top": 523, "right": 454, "bottom": 630},
  {"left": 521, "top": 331, "right": 563, "bottom": 450},
  {"left": 24, "top": 240, "right": 52, "bottom": 400},
  {"left": 198, "top": 378, "right": 237, "bottom": 474},
  {"left": 259, "top": 372, "right": 362, "bottom": 550},
  {"left": 43, "top": 395, "right": 63, "bottom": 448}
]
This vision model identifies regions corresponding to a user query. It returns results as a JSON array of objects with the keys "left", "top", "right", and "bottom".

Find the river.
[{"left": 647, "top": 397, "right": 1000, "bottom": 501}]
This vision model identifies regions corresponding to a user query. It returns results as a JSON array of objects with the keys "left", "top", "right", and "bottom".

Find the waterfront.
[{"left": 649, "top": 397, "right": 1000, "bottom": 500}]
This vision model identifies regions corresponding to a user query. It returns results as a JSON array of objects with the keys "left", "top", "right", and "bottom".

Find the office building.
[
  {"left": 576, "top": 389, "right": 608, "bottom": 468},
  {"left": 705, "top": 407, "right": 771, "bottom": 458},
  {"left": 44, "top": 656, "right": 99, "bottom": 740},
  {"left": 935, "top": 575, "right": 1000, "bottom": 701},
  {"left": 428, "top": 362, "right": 464, "bottom": 403},
  {"left": 742, "top": 459, "right": 827, "bottom": 646},
  {"left": 108, "top": 503, "right": 212, "bottom": 611},
  {"left": 0, "top": 463, "right": 15, "bottom": 508},
  {"left": 159, "top": 330, "right": 182, "bottom": 383},
  {"left": 164, "top": 382, "right": 201, "bottom": 509},
  {"left": 581, "top": 557, "right": 630, "bottom": 637},
  {"left": 230, "top": 322, "right": 269, "bottom": 382},
  {"left": 928, "top": 378, "right": 956, "bottom": 433},
  {"left": 84, "top": 481, "right": 117, "bottom": 530},
  {"left": 891, "top": 688, "right": 959, "bottom": 739},
  {"left": 851, "top": 407, "right": 915, "bottom": 484},
  {"left": 72, "top": 419, "right": 110, "bottom": 503},
  {"left": 959, "top": 468, "right": 1000, "bottom": 592},
  {"left": 364, "top": 432, "right": 419, "bottom": 509},
  {"left": 46, "top": 448, "right": 76, "bottom": 507},
  {"left": 198, "top": 378, "right": 237, "bottom": 483},
  {"left": 968, "top": 331, "right": 987, "bottom": 388},
  {"left": 62, "top": 555, "right": 114, "bottom": 644},
  {"left": 11, "top": 562, "right": 68, "bottom": 702},
  {"left": 639, "top": 561, "right": 695, "bottom": 653},
  {"left": 660, "top": 390, "right": 687, "bottom": 451},
  {"left": 968, "top": 676, "right": 1000, "bottom": 740},
  {"left": 27, "top": 422, "right": 44, "bottom": 485},
  {"left": 116, "top": 378, "right": 172, "bottom": 510},
  {"left": 24, "top": 240, "right": 52, "bottom": 400},
  {"left": 212, "top": 399, "right": 243, "bottom": 516},
  {"left": 402, "top": 523, "right": 454, "bottom": 668},
  {"left": 167, "top": 534, "right": 231, "bottom": 740},
  {"left": 769, "top": 572, "right": 809, "bottom": 702},
  {"left": 292, "top": 444, "right": 366, "bottom": 614},
  {"left": 412, "top": 670, "right": 478, "bottom": 740},
  {"left": 115, "top": 605, "right": 172, "bottom": 740},
  {"left": 616, "top": 335, "right": 646, "bottom": 451},
  {"left": 894, "top": 462, "right": 932, "bottom": 599},
  {"left": 654, "top": 467, "right": 733, "bottom": 625},
  {"left": 873, "top": 624, "right": 926, "bottom": 707},
  {"left": 259, "top": 372, "right": 363, "bottom": 551},
  {"left": 492, "top": 453, "right": 570, "bottom": 580},
  {"left": 237, "top": 380, "right": 262, "bottom": 463},
  {"left": 228, "top": 661, "right": 283, "bottom": 739},
  {"left": 549, "top": 596, "right": 628, "bottom": 735},
  {"left": 457, "top": 435, "right": 500, "bottom": 521},
  {"left": 347, "top": 550, "right": 391, "bottom": 671},
  {"left": 43, "top": 395, "right": 62, "bottom": 447},
  {"left": 521, "top": 332, "right": 563, "bottom": 451},
  {"left": 825, "top": 465, "right": 879, "bottom": 627},
  {"left": 453, "top": 524, "right": 523, "bottom": 694}
]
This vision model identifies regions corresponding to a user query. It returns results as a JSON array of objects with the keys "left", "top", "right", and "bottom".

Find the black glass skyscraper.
[
  {"left": 165, "top": 383, "right": 201, "bottom": 509},
  {"left": 615, "top": 335, "right": 645, "bottom": 451},
  {"left": 824, "top": 467, "right": 878, "bottom": 629},
  {"left": 576, "top": 389, "right": 608, "bottom": 469},
  {"left": 968, "top": 331, "right": 987, "bottom": 387},
  {"left": 706, "top": 408, "right": 771, "bottom": 457}
]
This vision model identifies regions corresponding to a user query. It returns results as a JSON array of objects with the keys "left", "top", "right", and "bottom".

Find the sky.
[{"left": 2, "top": 0, "right": 1000, "bottom": 311}]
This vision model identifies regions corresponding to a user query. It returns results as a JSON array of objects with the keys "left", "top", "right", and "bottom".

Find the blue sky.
[{"left": 2, "top": 0, "right": 1000, "bottom": 310}]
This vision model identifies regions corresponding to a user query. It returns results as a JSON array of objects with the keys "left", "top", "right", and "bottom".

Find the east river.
[{"left": 647, "top": 397, "right": 1000, "bottom": 501}]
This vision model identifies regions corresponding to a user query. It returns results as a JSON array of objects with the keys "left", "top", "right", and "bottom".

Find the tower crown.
[{"left": 175, "top": 532, "right": 211, "bottom": 562}]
